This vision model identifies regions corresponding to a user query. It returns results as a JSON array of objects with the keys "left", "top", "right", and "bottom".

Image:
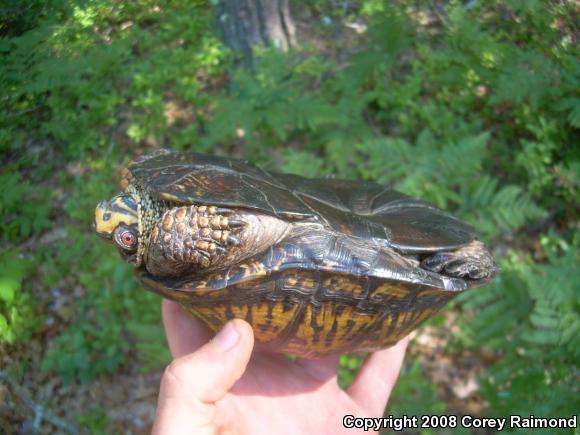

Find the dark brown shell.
[{"left": 129, "top": 152, "right": 475, "bottom": 253}]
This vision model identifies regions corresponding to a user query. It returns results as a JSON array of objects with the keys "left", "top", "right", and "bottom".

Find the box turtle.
[{"left": 95, "top": 150, "right": 497, "bottom": 357}]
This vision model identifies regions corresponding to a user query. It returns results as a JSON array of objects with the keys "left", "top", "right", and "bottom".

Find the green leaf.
[{"left": 0, "top": 277, "right": 18, "bottom": 303}]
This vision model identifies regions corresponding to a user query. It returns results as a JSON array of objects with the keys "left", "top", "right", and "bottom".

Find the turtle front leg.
[
  {"left": 145, "top": 205, "right": 245, "bottom": 276},
  {"left": 421, "top": 241, "right": 498, "bottom": 281}
]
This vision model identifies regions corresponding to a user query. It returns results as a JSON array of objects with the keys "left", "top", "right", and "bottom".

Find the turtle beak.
[
  {"left": 92, "top": 220, "right": 111, "bottom": 240},
  {"left": 95, "top": 230, "right": 113, "bottom": 241}
]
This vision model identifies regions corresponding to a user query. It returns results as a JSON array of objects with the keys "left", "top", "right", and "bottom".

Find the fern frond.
[
  {"left": 460, "top": 242, "right": 579, "bottom": 415},
  {"left": 459, "top": 176, "right": 546, "bottom": 238}
]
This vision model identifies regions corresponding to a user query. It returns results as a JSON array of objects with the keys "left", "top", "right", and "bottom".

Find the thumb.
[{"left": 152, "top": 319, "right": 254, "bottom": 435}]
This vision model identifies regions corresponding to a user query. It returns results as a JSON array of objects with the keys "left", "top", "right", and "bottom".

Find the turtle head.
[{"left": 94, "top": 193, "right": 140, "bottom": 264}]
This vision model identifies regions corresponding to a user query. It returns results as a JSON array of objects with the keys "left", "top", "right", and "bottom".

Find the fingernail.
[{"left": 214, "top": 321, "right": 239, "bottom": 351}]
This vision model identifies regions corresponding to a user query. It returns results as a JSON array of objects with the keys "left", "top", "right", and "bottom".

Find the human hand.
[{"left": 152, "top": 300, "right": 409, "bottom": 435}]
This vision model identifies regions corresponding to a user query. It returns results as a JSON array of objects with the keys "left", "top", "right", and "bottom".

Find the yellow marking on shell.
[
  {"left": 298, "top": 277, "right": 316, "bottom": 290},
  {"left": 239, "top": 261, "right": 268, "bottom": 278},
  {"left": 176, "top": 222, "right": 186, "bottom": 234},
  {"left": 373, "top": 282, "right": 410, "bottom": 299},
  {"left": 199, "top": 217, "right": 209, "bottom": 227},
  {"left": 286, "top": 276, "right": 298, "bottom": 286},
  {"left": 409, "top": 307, "right": 434, "bottom": 331},
  {"left": 393, "top": 311, "right": 414, "bottom": 337},
  {"left": 322, "top": 276, "right": 365, "bottom": 299},
  {"left": 358, "top": 314, "right": 403, "bottom": 349},
  {"left": 419, "top": 288, "right": 447, "bottom": 299},
  {"left": 198, "top": 205, "right": 207, "bottom": 213},
  {"left": 94, "top": 196, "right": 138, "bottom": 236},
  {"left": 229, "top": 304, "right": 249, "bottom": 320},
  {"left": 282, "top": 273, "right": 317, "bottom": 291},
  {"left": 173, "top": 280, "right": 220, "bottom": 298},
  {"left": 289, "top": 304, "right": 375, "bottom": 354},
  {"left": 191, "top": 301, "right": 302, "bottom": 342},
  {"left": 252, "top": 302, "right": 300, "bottom": 340},
  {"left": 355, "top": 306, "right": 437, "bottom": 351}
]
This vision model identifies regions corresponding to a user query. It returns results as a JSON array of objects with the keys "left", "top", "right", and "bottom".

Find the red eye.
[
  {"left": 115, "top": 227, "right": 138, "bottom": 251},
  {"left": 121, "top": 231, "right": 136, "bottom": 246}
]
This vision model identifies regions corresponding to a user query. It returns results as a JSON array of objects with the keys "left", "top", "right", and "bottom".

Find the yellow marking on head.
[{"left": 94, "top": 194, "right": 138, "bottom": 236}]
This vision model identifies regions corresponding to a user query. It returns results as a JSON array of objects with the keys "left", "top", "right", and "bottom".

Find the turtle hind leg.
[{"left": 421, "top": 241, "right": 498, "bottom": 281}]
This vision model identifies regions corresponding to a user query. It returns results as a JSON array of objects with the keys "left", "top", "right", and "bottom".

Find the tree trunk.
[{"left": 214, "top": 0, "right": 296, "bottom": 67}]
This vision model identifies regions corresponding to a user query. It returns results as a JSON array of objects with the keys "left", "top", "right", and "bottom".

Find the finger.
[
  {"left": 162, "top": 299, "right": 213, "bottom": 358},
  {"left": 347, "top": 336, "right": 409, "bottom": 416},
  {"left": 163, "top": 318, "right": 255, "bottom": 402},
  {"left": 152, "top": 319, "right": 255, "bottom": 435},
  {"left": 294, "top": 353, "right": 340, "bottom": 382}
]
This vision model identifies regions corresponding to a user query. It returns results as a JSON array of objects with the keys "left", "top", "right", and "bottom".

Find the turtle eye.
[
  {"left": 114, "top": 226, "right": 138, "bottom": 251},
  {"left": 121, "top": 231, "right": 136, "bottom": 246}
]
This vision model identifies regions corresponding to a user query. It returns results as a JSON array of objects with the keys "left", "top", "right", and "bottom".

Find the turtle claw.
[
  {"left": 198, "top": 252, "right": 211, "bottom": 267},
  {"left": 227, "top": 219, "right": 246, "bottom": 229},
  {"left": 226, "top": 235, "right": 240, "bottom": 246},
  {"left": 215, "top": 207, "right": 234, "bottom": 215}
]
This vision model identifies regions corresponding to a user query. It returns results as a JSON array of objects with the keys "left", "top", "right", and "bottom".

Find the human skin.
[{"left": 152, "top": 300, "right": 409, "bottom": 435}]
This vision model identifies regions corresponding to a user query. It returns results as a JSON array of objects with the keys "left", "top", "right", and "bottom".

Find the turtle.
[{"left": 94, "top": 150, "right": 497, "bottom": 357}]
